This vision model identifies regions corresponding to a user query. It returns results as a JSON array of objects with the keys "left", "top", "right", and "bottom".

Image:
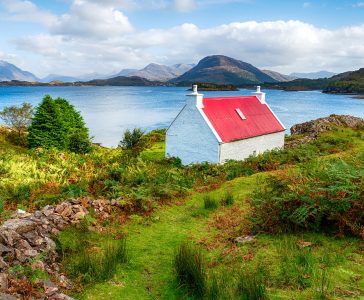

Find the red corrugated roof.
[{"left": 201, "top": 96, "right": 285, "bottom": 142}]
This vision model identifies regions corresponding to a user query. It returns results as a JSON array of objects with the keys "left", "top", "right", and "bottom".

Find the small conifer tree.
[{"left": 28, "top": 95, "right": 91, "bottom": 152}]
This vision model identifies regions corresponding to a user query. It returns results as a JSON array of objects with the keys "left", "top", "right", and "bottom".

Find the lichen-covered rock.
[{"left": 290, "top": 114, "right": 364, "bottom": 136}]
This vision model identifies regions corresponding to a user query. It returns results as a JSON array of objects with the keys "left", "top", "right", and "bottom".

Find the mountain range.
[
  {"left": 0, "top": 56, "right": 339, "bottom": 86},
  {"left": 289, "top": 71, "right": 337, "bottom": 79}
]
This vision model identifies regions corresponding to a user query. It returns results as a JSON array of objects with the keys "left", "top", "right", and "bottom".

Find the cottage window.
[{"left": 235, "top": 108, "right": 246, "bottom": 120}]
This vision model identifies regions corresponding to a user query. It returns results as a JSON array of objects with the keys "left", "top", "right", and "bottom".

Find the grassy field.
[{"left": 1, "top": 126, "right": 363, "bottom": 299}]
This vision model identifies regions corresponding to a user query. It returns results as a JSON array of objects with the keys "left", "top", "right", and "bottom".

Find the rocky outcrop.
[
  {"left": 0, "top": 198, "right": 122, "bottom": 299},
  {"left": 286, "top": 114, "right": 364, "bottom": 148},
  {"left": 290, "top": 114, "right": 364, "bottom": 136}
]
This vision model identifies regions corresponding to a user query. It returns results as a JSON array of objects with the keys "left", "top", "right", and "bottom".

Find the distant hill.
[
  {"left": 0, "top": 61, "right": 39, "bottom": 82},
  {"left": 261, "top": 70, "right": 297, "bottom": 82},
  {"left": 41, "top": 74, "right": 80, "bottom": 83},
  {"left": 323, "top": 68, "right": 364, "bottom": 94},
  {"left": 171, "top": 55, "right": 278, "bottom": 85},
  {"left": 290, "top": 71, "right": 336, "bottom": 79},
  {"left": 128, "top": 63, "right": 194, "bottom": 81},
  {"left": 78, "top": 76, "right": 163, "bottom": 86}
]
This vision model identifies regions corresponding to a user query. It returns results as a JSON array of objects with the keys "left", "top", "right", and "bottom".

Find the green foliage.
[
  {"left": 28, "top": 95, "right": 90, "bottom": 152},
  {"left": 174, "top": 242, "right": 206, "bottom": 298},
  {"left": 221, "top": 191, "right": 234, "bottom": 206},
  {"left": 56, "top": 225, "right": 127, "bottom": 285},
  {"left": 236, "top": 271, "right": 267, "bottom": 300},
  {"left": 119, "top": 128, "right": 149, "bottom": 156},
  {"left": 0, "top": 102, "right": 33, "bottom": 146},
  {"left": 251, "top": 155, "right": 364, "bottom": 237},
  {"left": 203, "top": 194, "right": 219, "bottom": 210}
]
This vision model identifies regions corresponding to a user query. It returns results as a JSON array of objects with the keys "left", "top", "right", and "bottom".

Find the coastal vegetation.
[
  {"left": 0, "top": 99, "right": 363, "bottom": 299},
  {"left": 27, "top": 95, "right": 91, "bottom": 153}
]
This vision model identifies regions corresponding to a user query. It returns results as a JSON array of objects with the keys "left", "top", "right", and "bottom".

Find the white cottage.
[{"left": 166, "top": 85, "right": 285, "bottom": 165}]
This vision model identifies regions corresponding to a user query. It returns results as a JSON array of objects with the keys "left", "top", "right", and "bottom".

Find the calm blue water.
[{"left": 0, "top": 86, "right": 363, "bottom": 147}]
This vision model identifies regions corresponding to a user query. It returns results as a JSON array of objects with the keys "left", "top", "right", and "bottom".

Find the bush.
[
  {"left": 119, "top": 128, "right": 149, "bottom": 156},
  {"left": 0, "top": 102, "right": 33, "bottom": 146},
  {"left": 174, "top": 242, "right": 206, "bottom": 298},
  {"left": 28, "top": 95, "right": 90, "bottom": 152},
  {"left": 251, "top": 156, "right": 364, "bottom": 237},
  {"left": 68, "top": 131, "right": 92, "bottom": 154}
]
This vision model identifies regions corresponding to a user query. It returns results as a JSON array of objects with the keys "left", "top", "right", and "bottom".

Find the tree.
[
  {"left": 0, "top": 102, "right": 33, "bottom": 145},
  {"left": 119, "top": 128, "right": 148, "bottom": 156},
  {"left": 28, "top": 95, "right": 91, "bottom": 152}
]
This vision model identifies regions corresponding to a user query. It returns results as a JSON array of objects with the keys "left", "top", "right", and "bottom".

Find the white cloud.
[
  {"left": 50, "top": 0, "right": 133, "bottom": 39},
  {"left": 303, "top": 2, "right": 311, "bottom": 8},
  {"left": 174, "top": 0, "right": 196, "bottom": 12},
  {"left": 354, "top": 2, "right": 364, "bottom": 7},
  {"left": 0, "top": 0, "right": 57, "bottom": 26},
  {"left": 6, "top": 2, "right": 364, "bottom": 77}
]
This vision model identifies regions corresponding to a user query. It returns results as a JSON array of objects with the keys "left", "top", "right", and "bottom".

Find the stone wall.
[{"left": 0, "top": 198, "right": 120, "bottom": 299}]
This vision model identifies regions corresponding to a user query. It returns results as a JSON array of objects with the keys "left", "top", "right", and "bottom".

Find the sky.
[{"left": 1, "top": 0, "right": 364, "bottom": 78}]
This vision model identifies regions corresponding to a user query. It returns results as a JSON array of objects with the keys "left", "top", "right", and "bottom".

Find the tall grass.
[
  {"left": 203, "top": 195, "right": 219, "bottom": 210},
  {"left": 68, "top": 238, "right": 127, "bottom": 284},
  {"left": 236, "top": 272, "right": 268, "bottom": 300},
  {"left": 221, "top": 191, "right": 234, "bottom": 206},
  {"left": 174, "top": 242, "right": 206, "bottom": 298}
]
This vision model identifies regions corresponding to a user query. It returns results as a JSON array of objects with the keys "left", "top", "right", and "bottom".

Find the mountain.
[
  {"left": 128, "top": 63, "right": 194, "bottom": 81},
  {"left": 79, "top": 76, "right": 163, "bottom": 86},
  {"left": 0, "top": 61, "right": 39, "bottom": 82},
  {"left": 41, "top": 74, "right": 80, "bottom": 83},
  {"left": 171, "top": 55, "right": 278, "bottom": 85},
  {"left": 290, "top": 71, "right": 336, "bottom": 79},
  {"left": 115, "top": 69, "right": 138, "bottom": 77},
  {"left": 261, "top": 70, "right": 297, "bottom": 82}
]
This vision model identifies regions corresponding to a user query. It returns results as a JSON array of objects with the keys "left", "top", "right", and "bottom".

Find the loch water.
[{"left": 0, "top": 86, "right": 363, "bottom": 147}]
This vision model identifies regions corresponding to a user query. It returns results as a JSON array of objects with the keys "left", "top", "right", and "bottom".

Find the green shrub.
[
  {"left": 203, "top": 195, "right": 219, "bottom": 210},
  {"left": 174, "top": 242, "right": 206, "bottom": 298},
  {"left": 251, "top": 157, "right": 364, "bottom": 237},
  {"left": 119, "top": 128, "right": 149, "bottom": 156},
  {"left": 28, "top": 95, "right": 90, "bottom": 152},
  {"left": 221, "top": 192, "right": 234, "bottom": 206}
]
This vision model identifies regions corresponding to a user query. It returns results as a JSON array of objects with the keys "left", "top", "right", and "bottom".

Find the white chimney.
[
  {"left": 187, "top": 84, "right": 204, "bottom": 108},
  {"left": 253, "top": 85, "right": 266, "bottom": 104}
]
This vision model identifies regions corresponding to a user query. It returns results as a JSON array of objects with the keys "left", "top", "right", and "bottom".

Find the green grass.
[{"left": 1, "top": 126, "right": 364, "bottom": 298}]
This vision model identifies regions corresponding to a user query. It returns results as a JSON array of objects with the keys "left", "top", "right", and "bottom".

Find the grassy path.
[{"left": 78, "top": 175, "right": 259, "bottom": 299}]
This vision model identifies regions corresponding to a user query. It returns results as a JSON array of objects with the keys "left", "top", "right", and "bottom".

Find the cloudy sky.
[{"left": 1, "top": 0, "right": 364, "bottom": 77}]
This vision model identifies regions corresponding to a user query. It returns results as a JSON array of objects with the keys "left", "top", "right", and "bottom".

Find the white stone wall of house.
[
  {"left": 219, "top": 131, "right": 285, "bottom": 163},
  {"left": 166, "top": 103, "right": 219, "bottom": 165}
]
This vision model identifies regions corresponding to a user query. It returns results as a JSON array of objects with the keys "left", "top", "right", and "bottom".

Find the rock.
[
  {"left": 15, "top": 249, "right": 26, "bottom": 262},
  {"left": 16, "top": 239, "right": 33, "bottom": 250},
  {"left": 24, "top": 249, "right": 38, "bottom": 257},
  {"left": 234, "top": 235, "right": 255, "bottom": 244},
  {"left": 60, "top": 206, "right": 72, "bottom": 218},
  {"left": 73, "top": 211, "right": 86, "bottom": 220},
  {"left": 0, "top": 243, "right": 12, "bottom": 254},
  {"left": 0, "top": 292, "right": 17, "bottom": 300},
  {"left": 53, "top": 293, "right": 75, "bottom": 300},
  {"left": 34, "top": 211, "right": 42, "bottom": 218},
  {"left": 43, "top": 279, "right": 59, "bottom": 296},
  {"left": 44, "top": 237, "right": 56, "bottom": 252},
  {"left": 0, "top": 257, "right": 8, "bottom": 269},
  {"left": 1, "top": 230, "right": 21, "bottom": 246},
  {"left": 0, "top": 273, "right": 8, "bottom": 289},
  {"left": 2, "top": 219, "right": 36, "bottom": 234},
  {"left": 290, "top": 114, "right": 364, "bottom": 136}
]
